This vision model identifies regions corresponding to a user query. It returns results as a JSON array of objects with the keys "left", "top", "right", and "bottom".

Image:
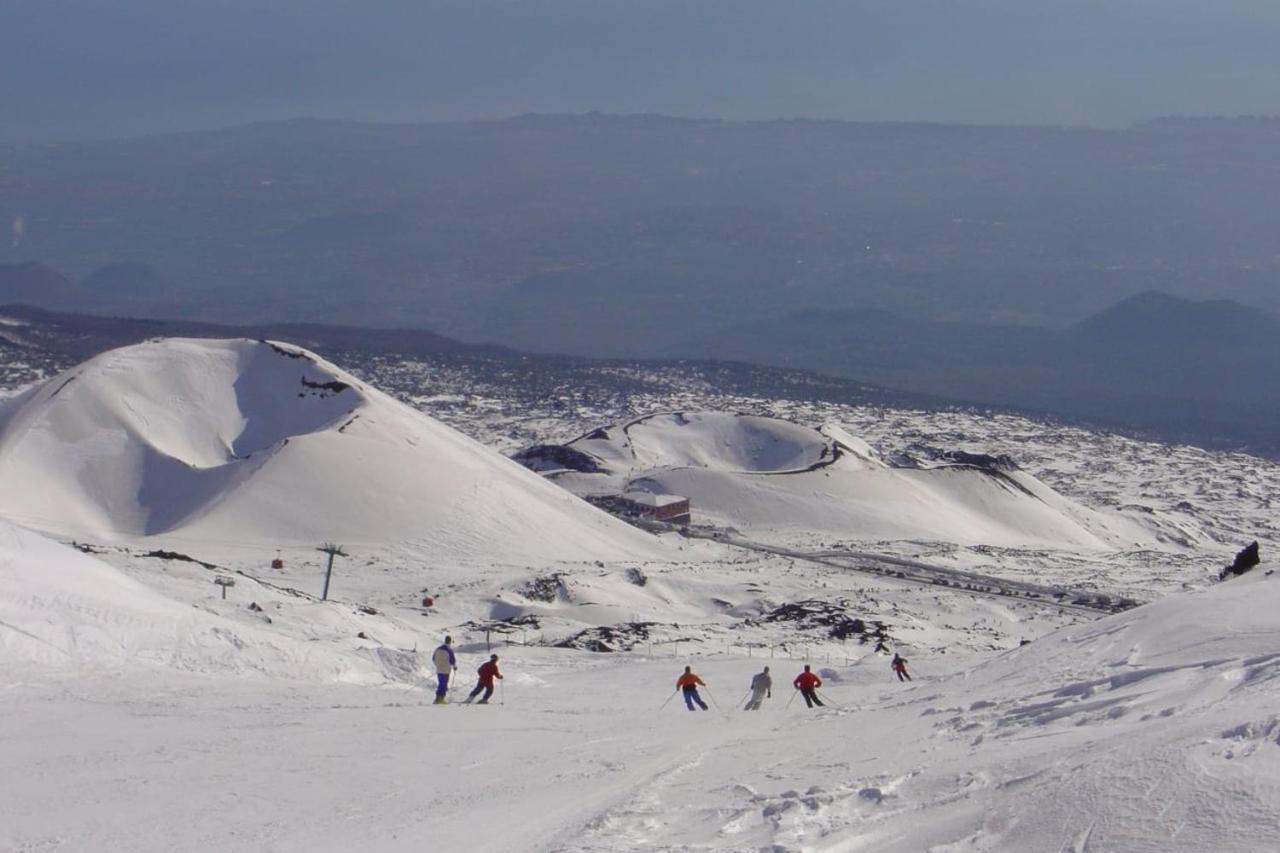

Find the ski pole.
[
  {"left": 704, "top": 687, "right": 721, "bottom": 711},
  {"left": 816, "top": 690, "right": 840, "bottom": 708},
  {"left": 736, "top": 689, "right": 751, "bottom": 710},
  {"left": 658, "top": 689, "right": 678, "bottom": 711},
  {"left": 500, "top": 677, "right": 505, "bottom": 706},
  {"left": 785, "top": 688, "right": 799, "bottom": 709}
]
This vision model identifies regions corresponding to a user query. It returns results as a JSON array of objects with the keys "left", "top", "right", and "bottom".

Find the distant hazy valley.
[{"left": 5, "top": 114, "right": 1279, "bottom": 453}]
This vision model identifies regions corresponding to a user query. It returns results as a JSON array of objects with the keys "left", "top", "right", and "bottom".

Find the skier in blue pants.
[
  {"left": 432, "top": 636, "right": 457, "bottom": 704},
  {"left": 676, "top": 666, "right": 709, "bottom": 711}
]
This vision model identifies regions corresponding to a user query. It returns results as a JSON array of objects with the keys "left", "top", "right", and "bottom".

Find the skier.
[
  {"left": 745, "top": 666, "right": 772, "bottom": 710},
  {"left": 676, "top": 665, "right": 709, "bottom": 711},
  {"left": 465, "top": 654, "right": 503, "bottom": 704},
  {"left": 431, "top": 635, "right": 457, "bottom": 704},
  {"left": 793, "top": 665, "right": 824, "bottom": 708},
  {"left": 891, "top": 653, "right": 912, "bottom": 682}
]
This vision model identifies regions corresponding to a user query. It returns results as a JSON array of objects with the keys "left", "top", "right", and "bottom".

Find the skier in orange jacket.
[
  {"left": 676, "top": 665, "right": 709, "bottom": 711},
  {"left": 793, "top": 665, "right": 824, "bottom": 708}
]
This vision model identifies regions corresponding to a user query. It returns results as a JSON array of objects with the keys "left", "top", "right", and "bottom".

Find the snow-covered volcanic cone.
[
  {"left": 0, "top": 338, "right": 662, "bottom": 561},
  {"left": 522, "top": 411, "right": 1150, "bottom": 549}
]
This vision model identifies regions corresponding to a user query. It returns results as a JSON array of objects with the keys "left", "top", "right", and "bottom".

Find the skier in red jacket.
[
  {"left": 793, "top": 665, "right": 824, "bottom": 708},
  {"left": 891, "top": 653, "right": 911, "bottom": 682},
  {"left": 465, "top": 654, "right": 503, "bottom": 704}
]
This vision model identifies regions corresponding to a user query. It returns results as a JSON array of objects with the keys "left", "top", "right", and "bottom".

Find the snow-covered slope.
[
  {"left": 881, "top": 563, "right": 1280, "bottom": 850},
  {"left": 3, "top": 554, "right": 1275, "bottom": 852},
  {"left": 0, "top": 338, "right": 662, "bottom": 562},
  {"left": 0, "top": 518, "right": 419, "bottom": 682},
  {"left": 537, "top": 565, "right": 1280, "bottom": 853},
  {"left": 528, "top": 411, "right": 1151, "bottom": 550}
]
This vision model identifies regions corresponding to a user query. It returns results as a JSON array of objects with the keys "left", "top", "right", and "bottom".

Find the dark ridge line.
[
  {"left": 267, "top": 341, "right": 311, "bottom": 360},
  {"left": 47, "top": 375, "right": 76, "bottom": 398}
]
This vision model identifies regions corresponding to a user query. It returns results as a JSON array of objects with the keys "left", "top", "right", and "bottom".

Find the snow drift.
[
  {"left": 522, "top": 411, "right": 1149, "bottom": 549},
  {"left": 828, "top": 564, "right": 1280, "bottom": 851},
  {"left": 0, "top": 338, "right": 662, "bottom": 562}
]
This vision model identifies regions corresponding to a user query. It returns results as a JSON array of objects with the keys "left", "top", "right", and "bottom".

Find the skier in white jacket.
[
  {"left": 745, "top": 666, "right": 772, "bottom": 710},
  {"left": 432, "top": 636, "right": 457, "bottom": 704}
]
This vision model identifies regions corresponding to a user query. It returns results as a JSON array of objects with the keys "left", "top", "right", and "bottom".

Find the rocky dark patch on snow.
[
  {"left": 268, "top": 343, "right": 310, "bottom": 361},
  {"left": 511, "top": 444, "right": 606, "bottom": 473},
  {"left": 1064, "top": 592, "right": 1140, "bottom": 612},
  {"left": 554, "top": 622, "right": 659, "bottom": 653},
  {"left": 897, "top": 443, "right": 1019, "bottom": 472},
  {"left": 755, "top": 600, "right": 885, "bottom": 641},
  {"left": 462, "top": 615, "right": 542, "bottom": 644},
  {"left": 142, "top": 549, "right": 220, "bottom": 570},
  {"left": 1220, "top": 541, "right": 1261, "bottom": 580},
  {"left": 625, "top": 567, "right": 648, "bottom": 586},
  {"left": 300, "top": 376, "right": 351, "bottom": 395},
  {"left": 941, "top": 450, "right": 1019, "bottom": 472},
  {"left": 70, "top": 542, "right": 108, "bottom": 554},
  {"left": 519, "top": 573, "right": 570, "bottom": 603},
  {"left": 498, "top": 614, "right": 541, "bottom": 628},
  {"left": 894, "top": 445, "right": 1037, "bottom": 497}
]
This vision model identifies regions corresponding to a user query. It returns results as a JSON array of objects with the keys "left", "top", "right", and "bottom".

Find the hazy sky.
[{"left": 3, "top": 0, "right": 1279, "bottom": 140}]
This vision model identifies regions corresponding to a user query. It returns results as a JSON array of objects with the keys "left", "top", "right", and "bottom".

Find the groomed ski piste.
[{"left": 2, "top": 339, "right": 1278, "bottom": 852}]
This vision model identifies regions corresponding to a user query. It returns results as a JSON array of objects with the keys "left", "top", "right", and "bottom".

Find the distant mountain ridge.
[
  {"left": 1070, "top": 289, "right": 1275, "bottom": 345},
  {"left": 5, "top": 113, "right": 1280, "bottom": 343},
  {"left": 0, "top": 302, "right": 514, "bottom": 361},
  {"left": 682, "top": 291, "right": 1280, "bottom": 455}
]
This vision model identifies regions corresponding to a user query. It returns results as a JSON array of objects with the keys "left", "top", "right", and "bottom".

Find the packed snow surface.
[
  {"left": 2, "top": 511, "right": 1276, "bottom": 851},
  {"left": 0, "top": 338, "right": 661, "bottom": 562}
]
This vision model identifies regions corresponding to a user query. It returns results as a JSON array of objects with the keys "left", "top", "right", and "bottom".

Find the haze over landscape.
[
  {"left": 2, "top": 3, "right": 1279, "bottom": 851},
  {"left": 5, "top": 1, "right": 1280, "bottom": 138}
]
